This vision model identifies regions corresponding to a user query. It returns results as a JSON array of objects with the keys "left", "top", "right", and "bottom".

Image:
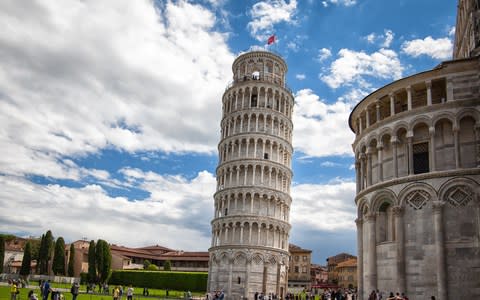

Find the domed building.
[
  {"left": 208, "top": 49, "right": 294, "bottom": 300},
  {"left": 350, "top": 1, "right": 480, "bottom": 299}
]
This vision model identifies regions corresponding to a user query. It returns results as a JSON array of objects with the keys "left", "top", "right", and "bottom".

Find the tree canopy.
[{"left": 52, "top": 237, "right": 66, "bottom": 275}]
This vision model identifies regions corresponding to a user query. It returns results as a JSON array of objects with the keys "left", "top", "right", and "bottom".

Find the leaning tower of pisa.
[{"left": 208, "top": 49, "right": 294, "bottom": 300}]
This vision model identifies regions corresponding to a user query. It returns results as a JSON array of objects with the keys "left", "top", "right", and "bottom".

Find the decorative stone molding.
[
  {"left": 445, "top": 185, "right": 474, "bottom": 207},
  {"left": 405, "top": 190, "right": 430, "bottom": 210},
  {"left": 432, "top": 200, "right": 445, "bottom": 212},
  {"left": 392, "top": 205, "right": 404, "bottom": 216}
]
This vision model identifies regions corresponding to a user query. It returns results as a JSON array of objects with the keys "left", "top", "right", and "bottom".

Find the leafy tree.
[
  {"left": 95, "top": 239, "right": 111, "bottom": 283},
  {"left": 68, "top": 243, "right": 75, "bottom": 277},
  {"left": 147, "top": 264, "right": 159, "bottom": 271},
  {"left": 20, "top": 241, "right": 32, "bottom": 276},
  {"left": 88, "top": 240, "right": 96, "bottom": 283},
  {"left": 143, "top": 259, "right": 151, "bottom": 269},
  {"left": 163, "top": 260, "right": 171, "bottom": 271},
  {"left": 37, "top": 234, "right": 45, "bottom": 273},
  {"left": 30, "top": 238, "right": 41, "bottom": 262},
  {"left": 52, "top": 237, "right": 66, "bottom": 275},
  {"left": 38, "top": 230, "right": 54, "bottom": 274},
  {"left": 0, "top": 235, "right": 5, "bottom": 273}
]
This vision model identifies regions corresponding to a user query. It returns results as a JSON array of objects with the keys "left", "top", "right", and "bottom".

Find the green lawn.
[{"left": 0, "top": 286, "right": 203, "bottom": 300}]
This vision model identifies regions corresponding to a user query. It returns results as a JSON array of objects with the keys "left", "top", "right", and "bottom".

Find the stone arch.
[
  {"left": 409, "top": 115, "right": 431, "bottom": 131},
  {"left": 398, "top": 182, "right": 437, "bottom": 210},
  {"left": 392, "top": 121, "right": 409, "bottom": 137},
  {"left": 431, "top": 112, "right": 456, "bottom": 128},
  {"left": 357, "top": 197, "right": 369, "bottom": 218},
  {"left": 456, "top": 107, "right": 480, "bottom": 124},
  {"left": 370, "top": 189, "right": 398, "bottom": 211},
  {"left": 438, "top": 177, "right": 479, "bottom": 207}
]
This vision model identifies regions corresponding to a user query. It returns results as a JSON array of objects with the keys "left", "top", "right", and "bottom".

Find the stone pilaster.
[
  {"left": 432, "top": 201, "right": 447, "bottom": 300},
  {"left": 356, "top": 218, "right": 364, "bottom": 300},
  {"left": 365, "top": 213, "right": 377, "bottom": 293},
  {"left": 393, "top": 206, "right": 406, "bottom": 294}
]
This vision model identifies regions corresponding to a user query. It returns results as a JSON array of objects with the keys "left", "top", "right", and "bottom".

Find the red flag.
[{"left": 267, "top": 35, "right": 275, "bottom": 45}]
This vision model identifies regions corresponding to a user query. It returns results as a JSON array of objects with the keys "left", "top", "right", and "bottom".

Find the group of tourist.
[
  {"left": 369, "top": 290, "right": 408, "bottom": 300},
  {"left": 205, "top": 290, "right": 225, "bottom": 300}
]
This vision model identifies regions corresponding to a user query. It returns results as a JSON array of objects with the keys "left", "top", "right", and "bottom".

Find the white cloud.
[
  {"left": 0, "top": 0, "right": 234, "bottom": 180},
  {"left": 381, "top": 30, "right": 394, "bottom": 48},
  {"left": 321, "top": 48, "right": 403, "bottom": 89},
  {"left": 320, "top": 161, "right": 341, "bottom": 167},
  {"left": 296, "top": 74, "right": 306, "bottom": 80},
  {"left": 0, "top": 171, "right": 216, "bottom": 250},
  {"left": 448, "top": 26, "right": 456, "bottom": 37},
  {"left": 247, "top": 0, "right": 297, "bottom": 41},
  {"left": 321, "top": 0, "right": 357, "bottom": 7},
  {"left": 317, "top": 48, "right": 332, "bottom": 62},
  {"left": 366, "top": 33, "right": 376, "bottom": 43},
  {"left": 291, "top": 180, "right": 356, "bottom": 231},
  {"left": 293, "top": 89, "right": 355, "bottom": 157},
  {"left": 364, "top": 29, "right": 394, "bottom": 48},
  {"left": 401, "top": 36, "right": 453, "bottom": 60}
]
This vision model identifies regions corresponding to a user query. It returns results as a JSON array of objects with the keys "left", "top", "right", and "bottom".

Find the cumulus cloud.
[
  {"left": 291, "top": 180, "right": 356, "bottom": 231},
  {"left": 293, "top": 89, "right": 356, "bottom": 157},
  {"left": 317, "top": 48, "right": 332, "bottom": 62},
  {"left": 247, "top": 0, "right": 297, "bottom": 41},
  {"left": 296, "top": 74, "right": 306, "bottom": 80},
  {"left": 0, "top": 171, "right": 216, "bottom": 249},
  {"left": 364, "top": 29, "right": 394, "bottom": 48},
  {"left": 381, "top": 30, "right": 394, "bottom": 48},
  {"left": 401, "top": 36, "right": 453, "bottom": 60},
  {"left": 321, "top": 48, "right": 403, "bottom": 89},
  {"left": 0, "top": 0, "right": 234, "bottom": 180},
  {"left": 322, "top": 0, "right": 357, "bottom": 8}
]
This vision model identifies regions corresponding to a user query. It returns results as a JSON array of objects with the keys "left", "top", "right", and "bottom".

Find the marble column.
[
  {"left": 446, "top": 77, "right": 454, "bottom": 101},
  {"left": 429, "top": 126, "right": 436, "bottom": 171},
  {"left": 366, "top": 148, "right": 373, "bottom": 187},
  {"left": 355, "top": 161, "right": 361, "bottom": 193},
  {"left": 356, "top": 218, "right": 364, "bottom": 300},
  {"left": 376, "top": 101, "right": 381, "bottom": 122},
  {"left": 365, "top": 213, "right": 377, "bottom": 293},
  {"left": 391, "top": 136, "right": 399, "bottom": 178},
  {"left": 426, "top": 80, "right": 432, "bottom": 106},
  {"left": 377, "top": 142, "right": 384, "bottom": 182},
  {"left": 453, "top": 126, "right": 460, "bottom": 168},
  {"left": 389, "top": 93, "right": 395, "bottom": 116},
  {"left": 406, "top": 86, "right": 412, "bottom": 111},
  {"left": 393, "top": 206, "right": 406, "bottom": 294},
  {"left": 366, "top": 109, "right": 370, "bottom": 128},
  {"left": 432, "top": 201, "right": 447, "bottom": 300},
  {"left": 360, "top": 154, "right": 366, "bottom": 189},
  {"left": 407, "top": 133, "right": 414, "bottom": 175}
]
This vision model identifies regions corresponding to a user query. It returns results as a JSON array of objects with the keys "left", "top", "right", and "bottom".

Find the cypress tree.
[
  {"left": 37, "top": 234, "right": 46, "bottom": 274},
  {"left": 95, "top": 239, "right": 111, "bottom": 283},
  {"left": 68, "top": 243, "right": 75, "bottom": 277},
  {"left": 20, "top": 241, "right": 32, "bottom": 276},
  {"left": 52, "top": 237, "right": 66, "bottom": 275},
  {"left": 0, "top": 235, "right": 5, "bottom": 273},
  {"left": 87, "top": 240, "right": 96, "bottom": 283}
]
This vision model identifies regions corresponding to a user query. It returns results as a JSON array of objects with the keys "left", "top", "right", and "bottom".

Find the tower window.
[
  {"left": 413, "top": 142, "right": 429, "bottom": 174},
  {"left": 251, "top": 95, "right": 257, "bottom": 107},
  {"left": 238, "top": 277, "right": 241, "bottom": 284},
  {"left": 264, "top": 153, "right": 269, "bottom": 159},
  {"left": 224, "top": 208, "right": 228, "bottom": 216}
]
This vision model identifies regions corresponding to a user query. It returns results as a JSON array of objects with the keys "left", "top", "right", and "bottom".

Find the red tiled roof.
[{"left": 289, "top": 243, "right": 312, "bottom": 253}]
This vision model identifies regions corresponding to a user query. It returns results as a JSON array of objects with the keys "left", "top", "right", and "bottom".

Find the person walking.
[
  {"left": 10, "top": 281, "right": 18, "bottom": 300},
  {"left": 42, "top": 280, "right": 51, "bottom": 300},
  {"left": 126, "top": 285, "right": 134, "bottom": 300},
  {"left": 71, "top": 282, "right": 80, "bottom": 300}
]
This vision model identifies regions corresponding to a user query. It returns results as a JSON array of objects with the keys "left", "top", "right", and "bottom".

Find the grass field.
[{"left": 0, "top": 286, "right": 203, "bottom": 300}]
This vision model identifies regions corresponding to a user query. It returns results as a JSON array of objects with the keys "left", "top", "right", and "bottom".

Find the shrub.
[{"left": 109, "top": 270, "right": 207, "bottom": 292}]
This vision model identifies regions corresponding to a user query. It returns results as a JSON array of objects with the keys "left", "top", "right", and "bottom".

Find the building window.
[
  {"left": 295, "top": 256, "right": 299, "bottom": 261},
  {"left": 303, "top": 256, "right": 307, "bottom": 261},
  {"left": 295, "top": 266, "right": 299, "bottom": 273},
  {"left": 224, "top": 208, "right": 228, "bottom": 216},
  {"left": 413, "top": 142, "right": 429, "bottom": 174},
  {"left": 302, "top": 267, "right": 307, "bottom": 273},
  {"left": 264, "top": 153, "right": 269, "bottom": 159},
  {"left": 238, "top": 277, "right": 241, "bottom": 284},
  {"left": 251, "top": 95, "right": 258, "bottom": 107}
]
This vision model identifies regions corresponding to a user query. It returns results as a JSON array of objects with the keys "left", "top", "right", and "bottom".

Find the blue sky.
[{"left": 0, "top": 0, "right": 456, "bottom": 264}]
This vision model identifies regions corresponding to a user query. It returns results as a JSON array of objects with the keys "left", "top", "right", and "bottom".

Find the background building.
[
  {"left": 350, "top": 1, "right": 479, "bottom": 299},
  {"left": 287, "top": 244, "right": 311, "bottom": 290},
  {"left": 208, "top": 48, "right": 294, "bottom": 300},
  {"left": 310, "top": 264, "right": 328, "bottom": 286},
  {"left": 326, "top": 253, "right": 355, "bottom": 284},
  {"left": 335, "top": 258, "right": 357, "bottom": 289}
]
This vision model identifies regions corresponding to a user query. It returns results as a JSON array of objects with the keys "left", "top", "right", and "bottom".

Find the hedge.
[{"left": 108, "top": 270, "right": 207, "bottom": 292}]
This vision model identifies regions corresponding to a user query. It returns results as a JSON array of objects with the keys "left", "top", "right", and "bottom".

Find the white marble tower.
[{"left": 208, "top": 49, "right": 294, "bottom": 300}]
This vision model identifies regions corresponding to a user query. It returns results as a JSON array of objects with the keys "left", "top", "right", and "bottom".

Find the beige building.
[
  {"left": 326, "top": 253, "right": 355, "bottom": 285},
  {"left": 350, "top": 2, "right": 480, "bottom": 299},
  {"left": 310, "top": 264, "right": 328, "bottom": 286},
  {"left": 287, "top": 244, "right": 312, "bottom": 289},
  {"left": 208, "top": 48, "right": 294, "bottom": 300},
  {"left": 335, "top": 258, "right": 357, "bottom": 289}
]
